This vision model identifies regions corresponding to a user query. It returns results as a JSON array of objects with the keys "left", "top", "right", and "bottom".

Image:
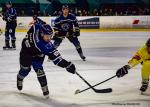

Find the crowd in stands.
[
  {"left": 52, "top": 7, "right": 150, "bottom": 16},
  {"left": 1, "top": 5, "right": 150, "bottom": 16},
  {"left": 17, "top": 9, "right": 50, "bottom": 16}
]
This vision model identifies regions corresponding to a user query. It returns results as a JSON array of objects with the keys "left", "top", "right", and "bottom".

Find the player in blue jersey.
[
  {"left": 17, "top": 24, "right": 76, "bottom": 98},
  {"left": 53, "top": 5, "right": 86, "bottom": 61},
  {"left": 2, "top": 1, "right": 17, "bottom": 50}
]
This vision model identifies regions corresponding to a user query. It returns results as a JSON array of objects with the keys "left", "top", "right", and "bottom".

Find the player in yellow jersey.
[{"left": 116, "top": 38, "right": 150, "bottom": 93}]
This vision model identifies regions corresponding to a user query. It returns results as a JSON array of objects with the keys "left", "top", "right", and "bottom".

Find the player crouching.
[
  {"left": 116, "top": 39, "right": 150, "bottom": 94},
  {"left": 17, "top": 24, "right": 76, "bottom": 98}
]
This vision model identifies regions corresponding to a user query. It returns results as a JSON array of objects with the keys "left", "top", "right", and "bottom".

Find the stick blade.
[
  {"left": 75, "top": 88, "right": 112, "bottom": 95},
  {"left": 94, "top": 88, "right": 112, "bottom": 93}
]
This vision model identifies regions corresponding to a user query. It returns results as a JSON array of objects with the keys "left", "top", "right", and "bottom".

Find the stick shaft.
[
  {"left": 77, "top": 75, "right": 116, "bottom": 94},
  {"left": 76, "top": 72, "right": 95, "bottom": 91}
]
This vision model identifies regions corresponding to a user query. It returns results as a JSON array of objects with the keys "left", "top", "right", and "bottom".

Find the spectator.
[
  {"left": 108, "top": 8, "right": 113, "bottom": 16},
  {"left": 93, "top": 9, "right": 99, "bottom": 16},
  {"left": 99, "top": 10, "right": 103, "bottom": 16},
  {"left": 144, "top": 7, "right": 150, "bottom": 15},
  {"left": 21, "top": 10, "right": 25, "bottom": 16}
]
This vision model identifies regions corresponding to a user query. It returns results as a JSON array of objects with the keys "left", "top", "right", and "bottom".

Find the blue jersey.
[
  {"left": 3, "top": 7, "right": 17, "bottom": 22},
  {"left": 26, "top": 24, "right": 55, "bottom": 55},
  {"left": 54, "top": 13, "right": 79, "bottom": 35}
]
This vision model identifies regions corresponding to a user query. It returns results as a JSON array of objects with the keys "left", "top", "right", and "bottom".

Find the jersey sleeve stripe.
[{"left": 33, "top": 25, "right": 42, "bottom": 52}]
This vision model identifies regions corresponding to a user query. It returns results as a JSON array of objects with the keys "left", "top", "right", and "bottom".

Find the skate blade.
[
  {"left": 141, "top": 92, "right": 150, "bottom": 96},
  {"left": 3, "top": 48, "right": 16, "bottom": 50},
  {"left": 82, "top": 59, "right": 86, "bottom": 61},
  {"left": 81, "top": 58, "right": 86, "bottom": 61},
  {"left": 44, "top": 95, "right": 49, "bottom": 99}
]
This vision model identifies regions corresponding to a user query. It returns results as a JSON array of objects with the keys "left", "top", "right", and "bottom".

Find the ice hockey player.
[
  {"left": 53, "top": 5, "right": 86, "bottom": 61},
  {"left": 17, "top": 23, "right": 76, "bottom": 98},
  {"left": 116, "top": 39, "right": 150, "bottom": 93},
  {"left": 2, "top": 1, "right": 17, "bottom": 50},
  {"left": 29, "top": 15, "right": 46, "bottom": 25}
]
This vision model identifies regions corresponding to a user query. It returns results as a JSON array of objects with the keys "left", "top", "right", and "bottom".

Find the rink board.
[{"left": 0, "top": 16, "right": 150, "bottom": 32}]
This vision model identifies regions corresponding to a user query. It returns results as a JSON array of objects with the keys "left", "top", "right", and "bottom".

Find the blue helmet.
[
  {"left": 6, "top": 1, "right": 12, "bottom": 5},
  {"left": 146, "top": 38, "right": 150, "bottom": 47},
  {"left": 41, "top": 24, "right": 53, "bottom": 36}
]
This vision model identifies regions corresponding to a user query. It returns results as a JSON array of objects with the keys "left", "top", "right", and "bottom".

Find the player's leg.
[
  {"left": 3, "top": 24, "right": 11, "bottom": 49},
  {"left": 32, "top": 55, "right": 49, "bottom": 97},
  {"left": 17, "top": 40, "right": 32, "bottom": 90},
  {"left": 17, "top": 52, "right": 32, "bottom": 91},
  {"left": 140, "top": 61, "right": 150, "bottom": 92},
  {"left": 67, "top": 36, "right": 86, "bottom": 61},
  {"left": 10, "top": 22, "right": 17, "bottom": 49}
]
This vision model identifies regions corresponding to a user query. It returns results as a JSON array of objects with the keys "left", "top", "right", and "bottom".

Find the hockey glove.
[
  {"left": 116, "top": 65, "right": 130, "bottom": 78},
  {"left": 68, "top": 30, "right": 74, "bottom": 36},
  {"left": 7, "top": 17, "right": 12, "bottom": 22},
  {"left": 66, "top": 62, "right": 76, "bottom": 74},
  {"left": 54, "top": 31, "right": 66, "bottom": 37},
  {"left": 74, "top": 29, "right": 80, "bottom": 37}
]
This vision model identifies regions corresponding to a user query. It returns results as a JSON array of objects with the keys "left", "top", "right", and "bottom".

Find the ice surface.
[{"left": 0, "top": 31, "right": 150, "bottom": 107}]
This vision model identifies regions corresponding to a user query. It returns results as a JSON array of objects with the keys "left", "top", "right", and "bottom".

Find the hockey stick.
[
  {"left": 75, "top": 72, "right": 113, "bottom": 94},
  {"left": 75, "top": 74, "right": 116, "bottom": 94}
]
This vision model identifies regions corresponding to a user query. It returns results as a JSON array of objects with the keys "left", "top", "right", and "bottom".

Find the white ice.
[{"left": 0, "top": 31, "right": 150, "bottom": 107}]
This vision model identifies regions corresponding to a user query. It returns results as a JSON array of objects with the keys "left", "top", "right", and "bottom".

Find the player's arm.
[
  {"left": 128, "top": 51, "right": 143, "bottom": 68},
  {"left": 116, "top": 49, "right": 143, "bottom": 78},
  {"left": 7, "top": 8, "right": 16, "bottom": 22},
  {"left": 29, "top": 18, "right": 46, "bottom": 26},
  {"left": 37, "top": 18, "right": 46, "bottom": 25},
  {"left": 53, "top": 18, "right": 60, "bottom": 33},
  {"left": 53, "top": 23, "right": 59, "bottom": 33},
  {"left": 53, "top": 19, "right": 66, "bottom": 37},
  {"left": 48, "top": 50, "right": 76, "bottom": 74},
  {"left": 27, "top": 25, "right": 34, "bottom": 34},
  {"left": 72, "top": 15, "right": 80, "bottom": 36},
  {"left": 36, "top": 38, "right": 76, "bottom": 74}
]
